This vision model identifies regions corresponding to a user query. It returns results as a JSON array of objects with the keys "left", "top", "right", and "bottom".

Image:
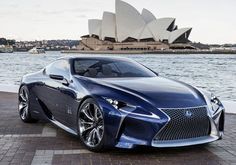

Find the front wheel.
[
  {"left": 78, "top": 98, "right": 105, "bottom": 152},
  {"left": 18, "top": 85, "right": 38, "bottom": 123}
]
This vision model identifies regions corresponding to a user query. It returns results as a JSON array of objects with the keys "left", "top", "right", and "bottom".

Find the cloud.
[
  {"left": 40, "top": 8, "right": 95, "bottom": 15},
  {"left": 9, "top": 4, "right": 19, "bottom": 8},
  {"left": 77, "top": 14, "right": 87, "bottom": 18}
]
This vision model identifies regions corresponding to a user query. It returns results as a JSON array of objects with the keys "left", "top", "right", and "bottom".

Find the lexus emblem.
[{"left": 185, "top": 110, "right": 193, "bottom": 118}]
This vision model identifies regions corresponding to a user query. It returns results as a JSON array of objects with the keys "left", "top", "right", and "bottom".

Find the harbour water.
[{"left": 0, "top": 52, "right": 235, "bottom": 101}]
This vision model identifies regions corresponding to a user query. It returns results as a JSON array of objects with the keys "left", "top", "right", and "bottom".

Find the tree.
[{"left": 0, "top": 38, "right": 7, "bottom": 45}]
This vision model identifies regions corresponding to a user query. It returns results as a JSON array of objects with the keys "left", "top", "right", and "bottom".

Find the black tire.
[
  {"left": 18, "top": 85, "right": 38, "bottom": 123},
  {"left": 78, "top": 98, "right": 106, "bottom": 152}
]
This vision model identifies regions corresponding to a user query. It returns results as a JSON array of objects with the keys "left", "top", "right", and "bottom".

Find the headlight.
[
  {"left": 211, "top": 94, "right": 222, "bottom": 114},
  {"left": 104, "top": 98, "right": 160, "bottom": 119},
  {"left": 105, "top": 98, "right": 126, "bottom": 109},
  {"left": 198, "top": 88, "right": 224, "bottom": 117},
  {"left": 105, "top": 98, "right": 135, "bottom": 111}
]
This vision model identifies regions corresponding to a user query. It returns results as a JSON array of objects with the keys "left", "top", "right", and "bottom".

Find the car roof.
[{"left": 57, "top": 55, "right": 132, "bottom": 62}]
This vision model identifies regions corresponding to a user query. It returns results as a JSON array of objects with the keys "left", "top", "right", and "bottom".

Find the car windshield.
[{"left": 73, "top": 58, "right": 157, "bottom": 78}]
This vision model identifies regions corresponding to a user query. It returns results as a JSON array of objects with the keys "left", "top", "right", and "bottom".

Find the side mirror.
[{"left": 49, "top": 74, "right": 69, "bottom": 86}]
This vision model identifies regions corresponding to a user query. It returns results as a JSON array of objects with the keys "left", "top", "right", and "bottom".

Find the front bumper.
[
  {"left": 114, "top": 106, "right": 224, "bottom": 149},
  {"left": 152, "top": 135, "right": 219, "bottom": 148},
  {"left": 150, "top": 106, "right": 224, "bottom": 148}
]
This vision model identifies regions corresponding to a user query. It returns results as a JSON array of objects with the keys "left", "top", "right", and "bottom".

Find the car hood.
[{"left": 94, "top": 77, "right": 207, "bottom": 108}]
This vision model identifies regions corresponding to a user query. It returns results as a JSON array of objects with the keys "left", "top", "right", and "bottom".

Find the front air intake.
[{"left": 154, "top": 106, "right": 210, "bottom": 141}]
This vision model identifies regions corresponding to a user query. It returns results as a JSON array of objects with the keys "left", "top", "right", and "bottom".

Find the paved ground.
[{"left": 0, "top": 92, "right": 235, "bottom": 165}]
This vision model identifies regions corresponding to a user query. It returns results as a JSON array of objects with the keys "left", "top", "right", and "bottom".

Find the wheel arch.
[
  {"left": 18, "top": 83, "right": 27, "bottom": 93},
  {"left": 18, "top": 83, "right": 39, "bottom": 123},
  {"left": 75, "top": 95, "right": 108, "bottom": 134},
  {"left": 76, "top": 95, "right": 95, "bottom": 131}
]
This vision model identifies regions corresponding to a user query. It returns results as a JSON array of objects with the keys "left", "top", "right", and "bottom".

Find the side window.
[
  {"left": 74, "top": 60, "right": 99, "bottom": 75},
  {"left": 106, "top": 63, "right": 119, "bottom": 73},
  {"left": 46, "top": 60, "right": 70, "bottom": 80}
]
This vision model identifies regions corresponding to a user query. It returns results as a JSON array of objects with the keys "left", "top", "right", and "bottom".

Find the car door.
[{"left": 43, "top": 60, "right": 71, "bottom": 124}]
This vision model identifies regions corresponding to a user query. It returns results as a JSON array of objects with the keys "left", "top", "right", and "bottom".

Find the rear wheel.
[
  {"left": 18, "top": 85, "right": 38, "bottom": 123},
  {"left": 78, "top": 98, "right": 105, "bottom": 152}
]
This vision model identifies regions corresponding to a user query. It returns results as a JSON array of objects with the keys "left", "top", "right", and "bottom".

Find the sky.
[{"left": 0, "top": 0, "right": 236, "bottom": 44}]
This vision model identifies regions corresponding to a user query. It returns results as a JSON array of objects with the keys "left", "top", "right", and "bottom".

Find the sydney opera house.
[{"left": 77, "top": 0, "right": 193, "bottom": 52}]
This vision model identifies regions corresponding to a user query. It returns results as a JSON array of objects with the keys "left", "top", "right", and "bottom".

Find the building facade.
[{"left": 78, "top": 0, "right": 193, "bottom": 51}]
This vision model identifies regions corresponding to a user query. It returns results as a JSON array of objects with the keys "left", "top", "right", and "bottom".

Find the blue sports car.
[{"left": 18, "top": 56, "right": 225, "bottom": 151}]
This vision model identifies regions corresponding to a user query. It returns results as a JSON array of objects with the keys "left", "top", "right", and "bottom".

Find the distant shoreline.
[{"left": 61, "top": 50, "right": 236, "bottom": 54}]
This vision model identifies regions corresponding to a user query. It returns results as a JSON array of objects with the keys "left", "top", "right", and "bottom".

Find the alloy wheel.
[
  {"left": 79, "top": 103, "right": 104, "bottom": 148},
  {"left": 19, "top": 87, "right": 29, "bottom": 120}
]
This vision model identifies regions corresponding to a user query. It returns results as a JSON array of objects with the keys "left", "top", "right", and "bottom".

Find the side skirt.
[{"left": 50, "top": 119, "right": 78, "bottom": 136}]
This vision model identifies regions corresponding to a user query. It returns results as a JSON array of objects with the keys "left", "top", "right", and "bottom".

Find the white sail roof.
[
  {"left": 115, "top": 0, "right": 146, "bottom": 42},
  {"left": 139, "top": 26, "right": 154, "bottom": 40},
  {"left": 141, "top": 8, "right": 157, "bottom": 24},
  {"left": 87, "top": 0, "right": 192, "bottom": 44},
  {"left": 169, "top": 28, "right": 192, "bottom": 43},
  {"left": 88, "top": 19, "right": 102, "bottom": 38},
  {"left": 147, "top": 18, "right": 175, "bottom": 41},
  {"left": 148, "top": 18, "right": 175, "bottom": 31},
  {"left": 101, "top": 12, "right": 117, "bottom": 40}
]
